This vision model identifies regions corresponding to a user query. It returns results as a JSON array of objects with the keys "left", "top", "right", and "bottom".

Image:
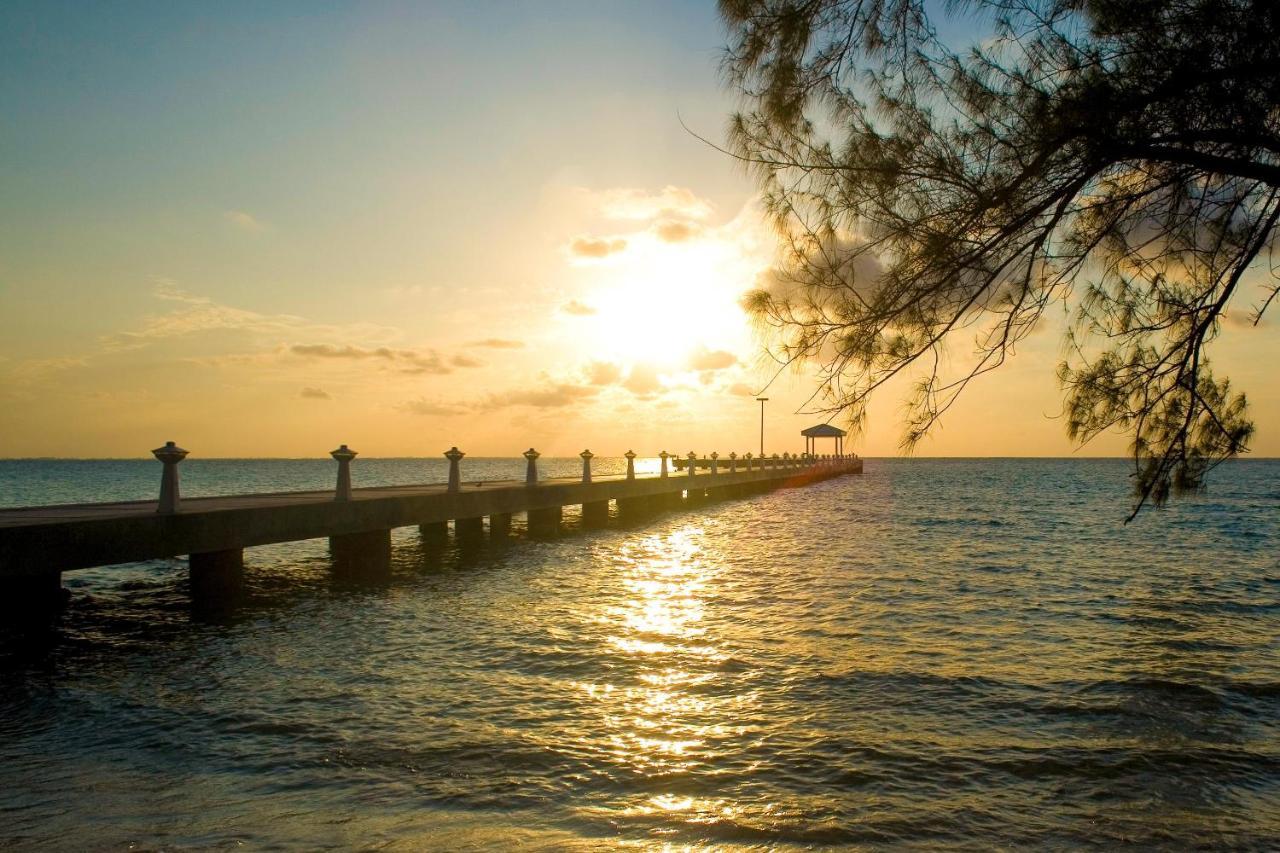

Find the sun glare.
[{"left": 579, "top": 235, "right": 759, "bottom": 369}]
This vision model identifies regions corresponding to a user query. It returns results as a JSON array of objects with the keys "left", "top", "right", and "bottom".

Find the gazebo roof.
[{"left": 801, "top": 423, "right": 847, "bottom": 438}]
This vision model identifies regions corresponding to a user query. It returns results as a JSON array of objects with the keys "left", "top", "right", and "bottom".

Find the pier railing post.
[
  {"left": 580, "top": 449, "right": 593, "bottom": 484},
  {"left": 524, "top": 448, "right": 540, "bottom": 486},
  {"left": 330, "top": 444, "right": 357, "bottom": 501},
  {"left": 445, "top": 446, "right": 464, "bottom": 493},
  {"left": 153, "top": 441, "right": 189, "bottom": 514},
  {"left": 745, "top": 452, "right": 753, "bottom": 471},
  {"left": 687, "top": 452, "right": 697, "bottom": 478},
  {"left": 659, "top": 450, "right": 669, "bottom": 478},
  {"left": 710, "top": 452, "right": 719, "bottom": 476},
  {"left": 625, "top": 450, "right": 636, "bottom": 480},
  {"left": 729, "top": 452, "right": 737, "bottom": 473}
]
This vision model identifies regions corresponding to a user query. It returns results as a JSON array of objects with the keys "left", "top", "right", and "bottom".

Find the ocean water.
[{"left": 0, "top": 458, "right": 1277, "bottom": 849}]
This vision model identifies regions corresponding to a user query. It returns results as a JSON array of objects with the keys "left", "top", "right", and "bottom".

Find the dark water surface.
[{"left": 1, "top": 458, "right": 1277, "bottom": 849}]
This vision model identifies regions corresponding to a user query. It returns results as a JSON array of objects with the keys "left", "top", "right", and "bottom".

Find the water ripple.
[{"left": 1, "top": 458, "right": 1278, "bottom": 848}]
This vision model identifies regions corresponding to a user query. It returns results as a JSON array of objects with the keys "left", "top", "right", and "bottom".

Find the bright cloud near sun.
[{"left": 560, "top": 187, "right": 769, "bottom": 375}]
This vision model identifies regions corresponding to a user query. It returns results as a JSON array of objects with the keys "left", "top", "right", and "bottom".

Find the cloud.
[
  {"left": 103, "top": 284, "right": 302, "bottom": 348},
  {"left": 585, "top": 361, "right": 622, "bottom": 385},
  {"left": 728, "top": 382, "right": 758, "bottom": 397},
  {"left": 288, "top": 343, "right": 451, "bottom": 375},
  {"left": 687, "top": 346, "right": 738, "bottom": 371},
  {"left": 569, "top": 236, "right": 627, "bottom": 258},
  {"left": 450, "top": 353, "right": 485, "bottom": 368},
  {"left": 300, "top": 387, "right": 331, "bottom": 400},
  {"left": 562, "top": 299, "right": 597, "bottom": 316},
  {"left": 476, "top": 382, "right": 601, "bottom": 410},
  {"left": 467, "top": 338, "right": 525, "bottom": 349},
  {"left": 100, "top": 282, "right": 401, "bottom": 353},
  {"left": 224, "top": 210, "right": 265, "bottom": 231},
  {"left": 653, "top": 219, "right": 701, "bottom": 243},
  {"left": 6, "top": 356, "right": 90, "bottom": 382},
  {"left": 622, "top": 363, "right": 662, "bottom": 395},
  {"left": 598, "top": 186, "right": 713, "bottom": 221},
  {"left": 400, "top": 398, "right": 465, "bottom": 416}
]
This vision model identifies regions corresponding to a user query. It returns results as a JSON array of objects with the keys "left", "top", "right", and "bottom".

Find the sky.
[{"left": 1, "top": 1, "right": 1277, "bottom": 459}]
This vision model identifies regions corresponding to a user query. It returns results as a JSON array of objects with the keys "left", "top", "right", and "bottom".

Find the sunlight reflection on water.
[{"left": 0, "top": 459, "right": 1277, "bottom": 849}]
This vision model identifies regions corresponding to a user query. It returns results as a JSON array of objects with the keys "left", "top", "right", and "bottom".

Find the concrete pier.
[
  {"left": 582, "top": 500, "right": 609, "bottom": 528},
  {"left": 0, "top": 450, "right": 863, "bottom": 608},
  {"left": 419, "top": 520, "right": 448, "bottom": 548},
  {"left": 189, "top": 549, "right": 244, "bottom": 599},
  {"left": 489, "top": 512, "right": 512, "bottom": 540},
  {"left": 528, "top": 505, "right": 562, "bottom": 539},
  {"left": 455, "top": 516, "right": 485, "bottom": 545},
  {"left": 330, "top": 528, "right": 392, "bottom": 577}
]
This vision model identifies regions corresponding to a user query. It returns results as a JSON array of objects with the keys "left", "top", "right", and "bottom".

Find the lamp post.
[{"left": 756, "top": 396, "right": 769, "bottom": 458}]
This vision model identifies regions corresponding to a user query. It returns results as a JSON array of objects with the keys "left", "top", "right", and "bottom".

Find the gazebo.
[{"left": 801, "top": 423, "right": 847, "bottom": 457}]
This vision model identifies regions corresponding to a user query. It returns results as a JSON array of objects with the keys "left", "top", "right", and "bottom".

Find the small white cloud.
[
  {"left": 562, "top": 299, "right": 597, "bottom": 316},
  {"left": 597, "top": 186, "right": 713, "bottom": 221},
  {"left": 687, "top": 346, "right": 738, "bottom": 371},
  {"left": 400, "top": 398, "right": 465, "bottom": 416},
  {"left": 289, "top": 343, "right": 452, "bottom": 375},
  {"left": 569, "top": 236, "right": 627, "bottom": 258},
  {"left": 585, "top": 361, "right": 622, "bottom": 385},
  {"left": 653, "top": 219, "right": 701, "bottom": 243},
  {"left": 474, "top": 382, "right": 601, "bottom": 411},
  {"left": 224, "top": 210, "right": 265, "bottom": 231},
  {"left": 467, "top": 338, "right": 525, "bottom": 349},
  {"left": 622, "top": 363, "right": 662, "bottom": 396}
]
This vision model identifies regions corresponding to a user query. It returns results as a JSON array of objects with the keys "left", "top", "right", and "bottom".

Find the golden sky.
[{"left": 1, "top": 3, "right": 1276, "bottom": 458}]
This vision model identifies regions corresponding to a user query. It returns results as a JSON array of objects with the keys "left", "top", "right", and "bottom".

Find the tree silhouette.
[{"left": 721, "top": 0, "right": 1278, "bottom": 518}]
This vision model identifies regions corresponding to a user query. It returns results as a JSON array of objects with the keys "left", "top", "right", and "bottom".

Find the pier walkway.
[{"left": 0, "top": 448, "right": 862, "bottom": 608}]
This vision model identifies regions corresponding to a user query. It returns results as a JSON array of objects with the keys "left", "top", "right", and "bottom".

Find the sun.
[{"left": 577, "top": 234, "right": 760, "bottom": 369}]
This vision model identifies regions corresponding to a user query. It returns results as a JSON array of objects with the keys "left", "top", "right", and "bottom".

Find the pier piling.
[
  {"left": 527, "top": 506, "right": 561, "bottom": 539},
  {"left": 330, "top": 528, "right": 392, "bottom": 577},
  {"left": 489, "top": 512, "right": 512, "bottom": 540},
  {"left": 583, "top": 500, "right": 609, "bottom": 528},
  {"left": 190, "top": 549, "right": 244, "bottom": 600},
  {"left": 454, "top": 516, "right": 484, "bottom": 545}
]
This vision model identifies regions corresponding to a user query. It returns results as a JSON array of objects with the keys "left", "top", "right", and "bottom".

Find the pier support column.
[
  {"left": 455, "top": 517, "right": 485, "bottom": 546},
  {"left": 527, "top": 506, "right": 561, "bottom": 539},
  {"left": 330, "top": 528, "right": 392, "bottom": 577},
  {"left": 419, "top": 521, "right": 448, "bottom": 549},
  {"left": 489, "top": 512, "right": 512, "bottom": 540},
  {"left": 616, "top": 496, "right": 639, "bottom": 521},
  {"left": 189, "top": 549, "right": 244, "bottom": 601},
  {"left": 582, "top": 500, "right": 609, "bottom": 529}
]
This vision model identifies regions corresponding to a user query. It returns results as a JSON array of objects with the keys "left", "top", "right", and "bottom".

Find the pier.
[{"left": 0, "top": 445, "right": 862, "bottom": 610}]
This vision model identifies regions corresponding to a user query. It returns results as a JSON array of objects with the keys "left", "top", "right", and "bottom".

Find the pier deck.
[{"left": 0, "top": 455, "right": 862, "bottom": 606}]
